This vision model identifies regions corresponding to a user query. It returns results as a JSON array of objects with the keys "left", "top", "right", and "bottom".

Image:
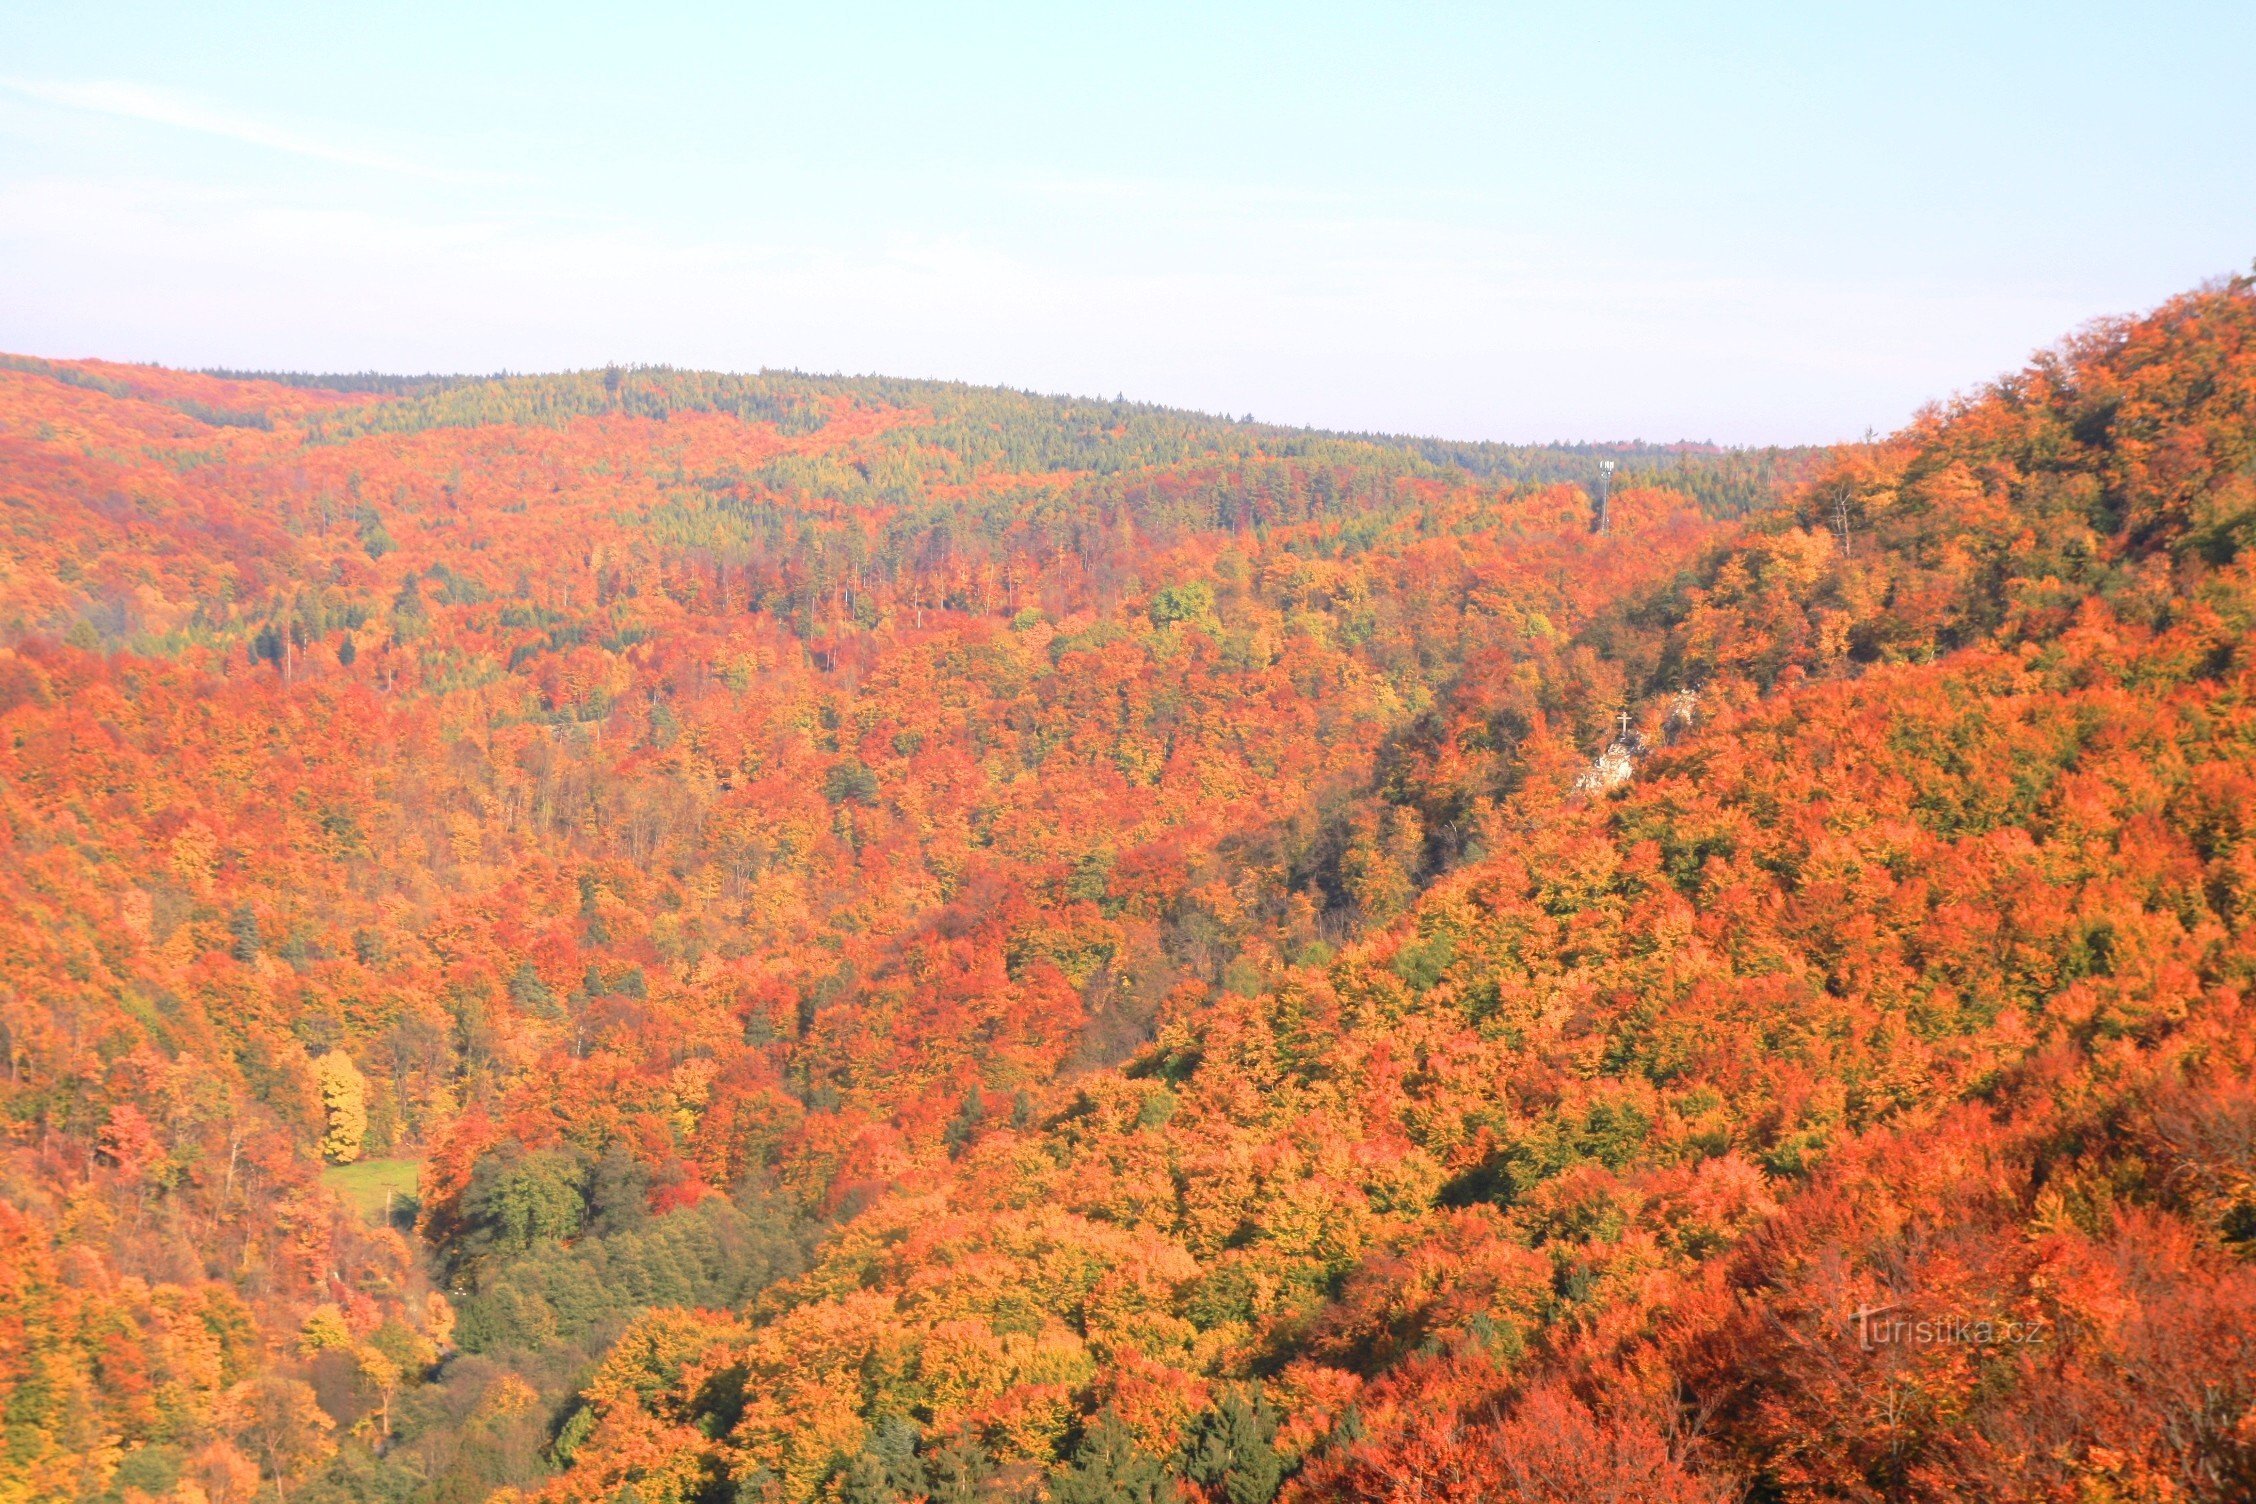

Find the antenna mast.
[{"left": 1592, "top": 459, "right": 1615, "bottom": 535}]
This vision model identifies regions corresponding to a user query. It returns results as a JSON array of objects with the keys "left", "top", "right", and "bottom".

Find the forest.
[{"left": 1, "top": 272, "right": 2252, "bottom": 1504}]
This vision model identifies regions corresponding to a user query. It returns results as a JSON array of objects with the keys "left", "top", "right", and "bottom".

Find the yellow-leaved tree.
[{"left": 314, "top": 1051, "right": 368, "bottom": 1165}]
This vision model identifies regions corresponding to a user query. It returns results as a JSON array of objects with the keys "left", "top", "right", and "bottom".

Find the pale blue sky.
[{"left": 1, "top": 3, "right": 2248, "bottom": 442}]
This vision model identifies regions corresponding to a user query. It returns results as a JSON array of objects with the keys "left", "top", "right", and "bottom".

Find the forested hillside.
[{"left": 1, "top": 275, "right": 2251, "bottom": 1504}]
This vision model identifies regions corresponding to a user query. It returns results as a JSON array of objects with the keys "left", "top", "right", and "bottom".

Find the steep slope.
[
  {"left": 538, "top": 276, "right": 2256, "bottom": 1504},
  {"left": 0, "top": 354, "right": 1785, "bottom": 1502}
]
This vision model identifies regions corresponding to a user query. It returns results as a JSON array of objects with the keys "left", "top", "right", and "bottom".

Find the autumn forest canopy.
[{"left": 4, "top": 273, "right": 2256, "bottom": 1504}]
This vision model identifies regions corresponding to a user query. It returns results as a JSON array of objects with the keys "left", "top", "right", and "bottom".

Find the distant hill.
[{"left": 197, "top": 359, "right": 1827, "bottom": 510}]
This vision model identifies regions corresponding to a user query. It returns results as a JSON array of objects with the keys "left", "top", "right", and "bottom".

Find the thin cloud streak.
[{"left": 1, "top": 78, "right": 473, "bottom": 180}]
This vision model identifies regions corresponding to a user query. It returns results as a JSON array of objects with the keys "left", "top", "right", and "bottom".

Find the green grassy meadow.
[{"left": 321, "top": 1156, "right": 423, "bottom": 1227}]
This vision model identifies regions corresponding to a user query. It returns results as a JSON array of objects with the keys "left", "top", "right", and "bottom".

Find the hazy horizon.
[
  {"left": 9, "top": 349, "right": 1848, "bottom": 452},
  {"left": 4, "top": 2, "right": 2251, "bottom": 445}
]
